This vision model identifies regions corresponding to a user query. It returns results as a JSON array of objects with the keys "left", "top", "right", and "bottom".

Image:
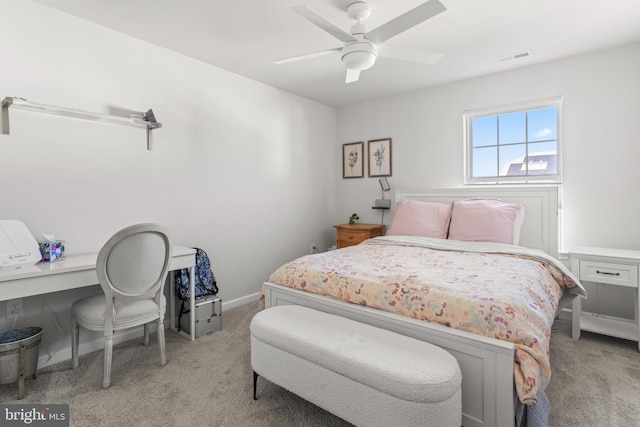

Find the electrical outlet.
[
  {"left": 7, "top": 298, "right": 23, "bottom": 318},
  {"left": 310, "top": 244, "right": 319, "bottom": 254}
]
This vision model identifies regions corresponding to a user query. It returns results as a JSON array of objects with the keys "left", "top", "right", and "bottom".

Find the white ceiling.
[{"left": 31, "top": 0, "right": 640, "bottom": 107}]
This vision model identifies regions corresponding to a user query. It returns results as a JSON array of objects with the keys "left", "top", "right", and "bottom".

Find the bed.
[{"left": 261, "top": 186, "right": 585, "bottom": 427}]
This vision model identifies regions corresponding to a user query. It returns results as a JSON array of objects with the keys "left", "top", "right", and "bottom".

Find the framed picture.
[
  {"left": 342, "top": 142, "right": 364, "bottom": 178},
  {"left": 368, "top": 138, "right": 392, "bottom": 177}
]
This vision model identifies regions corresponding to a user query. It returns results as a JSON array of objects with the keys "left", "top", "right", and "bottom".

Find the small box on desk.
[
  {"left": 38, "top": 241, "right": 65, "bottom": 262},
  {"left": 179, "top": 295, "right": 222, "bottom": 338}
]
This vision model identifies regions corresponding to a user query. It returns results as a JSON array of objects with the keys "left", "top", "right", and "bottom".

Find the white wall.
[
  {"left": 336, "top": 42, "right": 640, "bottom": 250},
  {"left": 336, "top": 41, "right": 640, "bottom": 318},
  {"left": 0, "top": 2, "right": 337, "bottom": 364}
]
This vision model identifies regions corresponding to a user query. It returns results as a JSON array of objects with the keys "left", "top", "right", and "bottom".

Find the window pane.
[
  {"left": 464, "top": 97, "right": 561, "bottom": 184},
  {"left": 527, "top": 141, "right": 557, "bottom": 175},
  {"left": 472, "top": 116, "right": 497, "bottom": 147},
  {"left": 499, "top": 144, "right": 527, "bottom": 176},
  {"left": 528, "top": 107, "right": 557, "bottom": 142},
  {"left": 499, "top": 111, "right": 526, "bottom": 145},
  {"left": 472, "top": 146, "right": 498, "bottom": 177}
]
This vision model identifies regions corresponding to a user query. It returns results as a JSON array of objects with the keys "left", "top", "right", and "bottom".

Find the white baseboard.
[
  {"left": 221, "top": 292, "right": 260, "bottom": 310},
  {"left": 37, "top": 292, "right": 261, "bottom": 368},
  {"left": 38, "top": 325, "right": 156, "bottom": 368}
]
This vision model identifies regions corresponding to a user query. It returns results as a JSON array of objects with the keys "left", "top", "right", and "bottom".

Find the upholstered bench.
[{"left": 250, "top": 305, "right": 462, "bottom": 427}]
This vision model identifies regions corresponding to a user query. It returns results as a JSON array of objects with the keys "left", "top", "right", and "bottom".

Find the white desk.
[{"left": 0, "top": 245, "right": 200, "bottom": 341}]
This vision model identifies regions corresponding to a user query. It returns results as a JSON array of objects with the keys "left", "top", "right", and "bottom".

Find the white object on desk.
[
  {"left": 0, "top": 220, "right": 41, "bottom": 270},
  {"left": 0, "top": 246, "right": 200, "bottom": 341},
  {"left": 570, "top": 246, "right": 640, "bottom": 351}
]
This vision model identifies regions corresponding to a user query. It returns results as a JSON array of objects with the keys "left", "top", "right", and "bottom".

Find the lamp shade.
[{"left": 379, "top": 177, "right": 390, "bottom": 192}]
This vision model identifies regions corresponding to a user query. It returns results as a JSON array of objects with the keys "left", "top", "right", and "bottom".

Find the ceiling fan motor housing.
[
  {"left": 341, "top": 39, "right": 377, "bottom": 71},
  {"left": 346, "top": 2, "right": 371, "bottom": 21}
]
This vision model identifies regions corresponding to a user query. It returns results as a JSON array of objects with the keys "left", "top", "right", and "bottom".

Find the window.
[{"left": 464, "top": 97, "right": 562, "bottom": 184}]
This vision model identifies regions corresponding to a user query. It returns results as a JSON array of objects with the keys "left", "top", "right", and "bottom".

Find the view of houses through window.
[{"left": 464, "top": 97, "right": 562, "bottom": 184}]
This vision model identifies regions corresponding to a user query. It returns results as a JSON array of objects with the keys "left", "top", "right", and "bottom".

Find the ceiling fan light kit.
[
  {"left": 276, "top": 0, "right": 447, "bottom": 83},
  {"left": 342, "top": 40, "right": 377, "bottom": 71}
]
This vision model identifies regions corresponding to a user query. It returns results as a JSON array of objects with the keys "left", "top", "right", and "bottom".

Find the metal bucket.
[{"left": 0, "top": 326, "right": 42, "bottom": 385}]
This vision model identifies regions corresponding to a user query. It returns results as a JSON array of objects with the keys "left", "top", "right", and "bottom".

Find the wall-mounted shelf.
[{"left": 1, "top": 97, "right": 162, "bottom": 150}]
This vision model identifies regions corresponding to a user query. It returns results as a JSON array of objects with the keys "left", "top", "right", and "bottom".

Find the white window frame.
[{"left": 463, "top": 96, "right": 563, "bottom": 185}]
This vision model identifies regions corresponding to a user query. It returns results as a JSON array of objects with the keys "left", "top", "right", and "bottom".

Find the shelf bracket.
[
  {"left": 1, "top": 97, "right": 162, "bottom": 150},
  {"left": 1, "top": 98, "right": 10, "bottom": 135}
]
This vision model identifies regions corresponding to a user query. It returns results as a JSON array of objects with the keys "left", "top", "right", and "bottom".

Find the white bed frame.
[{"left": 263, "top": 186, "right": 561, "bottom": 427}]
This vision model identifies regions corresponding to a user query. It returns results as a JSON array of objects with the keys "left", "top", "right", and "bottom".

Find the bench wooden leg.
[{"left": 253, "top": 371, "right": 259, "bottom": 400}]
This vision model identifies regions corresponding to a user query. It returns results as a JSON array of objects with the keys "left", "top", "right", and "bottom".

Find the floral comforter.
[{"left": 263, "top": 235, "right": 585, "bottom": 405}]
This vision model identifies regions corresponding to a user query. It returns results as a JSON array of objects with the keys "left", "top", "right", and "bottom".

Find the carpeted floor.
[
  {"left": 1, "top": 302, "right": 638, "bottom": 426},
  {"left": 545, "top": 316, "right": 640, "bottom": 426}
]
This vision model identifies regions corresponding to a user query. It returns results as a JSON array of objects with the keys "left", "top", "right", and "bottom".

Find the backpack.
[
  {"left": 174, "top": 248, "right": 218, "bottom": 300},
  {"left": 174, "top": 248, "right": 218, "bottom": 333}
]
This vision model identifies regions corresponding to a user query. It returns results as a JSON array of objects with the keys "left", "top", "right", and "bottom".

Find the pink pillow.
[
  {"left": 448, "top": 198, "right": 524, "bottom": 245},
  {"left": 386, "top": 200, "right": 452, "bottom": 239}
]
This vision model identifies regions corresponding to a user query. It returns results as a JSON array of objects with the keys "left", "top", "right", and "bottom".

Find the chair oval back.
[{"left": 96, "top": 223, "right": 172, "bottom": 302}]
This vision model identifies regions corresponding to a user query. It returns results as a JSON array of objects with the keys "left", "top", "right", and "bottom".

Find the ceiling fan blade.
[
  {"left": 291, "top": 5, "right": 358, "bottom": 43},
  {"left": 345, "top": 68, "right": 360, "bottom": 84},
  {"left": 366, "top": 0, "right": 447, "bottom": 45},
  {"left": 274, "top": 47, "right": 342, "bottom": 65},
  {"left": 377, "top": 44, "right": 442, "bottom": 64}
]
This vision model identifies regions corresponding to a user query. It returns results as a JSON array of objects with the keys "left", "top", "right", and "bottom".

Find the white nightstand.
[{"left": 570, "top": 246, "right": 640, "bottom": 351}]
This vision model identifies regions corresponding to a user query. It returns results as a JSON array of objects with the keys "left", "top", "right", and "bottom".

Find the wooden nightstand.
[
  {"left": 570, "top": 246, "right": 640, "bottom": 351},
  {"left": 334, "top": 223, "right": 385, "bottom": 249}
]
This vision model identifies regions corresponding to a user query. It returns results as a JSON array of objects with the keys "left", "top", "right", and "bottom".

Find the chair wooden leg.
[
  {"left": 71, "top": 320, "right": 79, "bottom": 369},
  {"left": 157, "top": 318, "right": 166, "bottom": 366},
  {"left": 103, "top": 335, "right": 113, "bottom": 389},
  {"left": 144, "top": 324, "right": 150, "bottom": 346}
]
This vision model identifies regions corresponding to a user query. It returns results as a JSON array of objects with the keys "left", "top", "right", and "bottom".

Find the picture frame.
[
  {"left": 368, "top": 138, "right": 392, "bottom": 177},
  {"left": 342, "top": 141, "right": 364, "bottom": 178}
]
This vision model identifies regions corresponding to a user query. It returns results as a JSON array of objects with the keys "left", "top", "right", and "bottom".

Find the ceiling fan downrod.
[{"left": 342, "top": 2, "right": 377, "bottom": 72}]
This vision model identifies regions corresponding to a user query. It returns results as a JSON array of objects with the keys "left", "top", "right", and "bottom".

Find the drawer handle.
[{"left": 596, "top": 270, "right": 620, "bottom": 276}]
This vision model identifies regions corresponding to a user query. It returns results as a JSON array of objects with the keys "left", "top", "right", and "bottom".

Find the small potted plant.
[{"left": 348, "top": 213, "right": 359, "bottom": 225}]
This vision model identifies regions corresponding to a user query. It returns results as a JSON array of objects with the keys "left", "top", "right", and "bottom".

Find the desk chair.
[{"left": 71, "top": 223, "right": 173, "bottom": 388}]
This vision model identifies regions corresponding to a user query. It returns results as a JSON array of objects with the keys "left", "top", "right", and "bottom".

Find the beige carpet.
[{"left": 1, "top": 302, "right": 638, "bottom": 426}]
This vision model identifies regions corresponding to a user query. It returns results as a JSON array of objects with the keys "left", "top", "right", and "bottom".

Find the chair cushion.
[{"left": 72, "top": 294, "right": 166, "bottom": 331}]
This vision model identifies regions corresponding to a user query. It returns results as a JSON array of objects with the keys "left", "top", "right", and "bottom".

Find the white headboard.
[{"left": 396, "top": 186, "right": 560, "bottom": 257}]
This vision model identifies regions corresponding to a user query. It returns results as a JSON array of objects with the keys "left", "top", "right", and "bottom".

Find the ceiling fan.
[{"left": 274, "top": 0, "right": 447, "bottom": 83}]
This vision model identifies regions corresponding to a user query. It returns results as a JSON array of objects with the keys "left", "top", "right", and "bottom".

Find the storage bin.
[
  {"left": 179, "top": 296, "right": 222, "bottom": 338},
  {"left": 0, "top": 326, "right": 42, "bottom": 399}
]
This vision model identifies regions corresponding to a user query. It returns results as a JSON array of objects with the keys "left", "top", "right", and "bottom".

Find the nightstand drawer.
[
  {"left": 334, "top": 223, "right": 385, "bottom": 249},
  {"left": 579, "top": 260, "right": 638, "bottom": 288},
  {"left": 339, "top": 230, "right": 369, "bottom": 243}
]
